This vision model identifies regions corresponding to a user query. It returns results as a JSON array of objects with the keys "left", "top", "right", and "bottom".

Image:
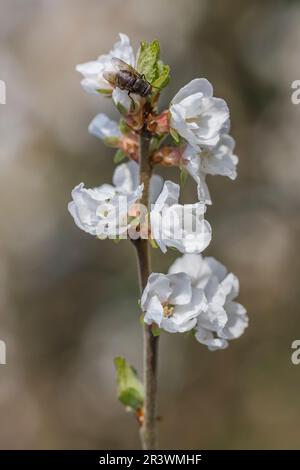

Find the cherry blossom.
[
  {"left": 141, "top": 272, "right": 207, "bottom": 333},
  {"left": 169, "top": 78, "right": 229, "bottom": 149},
  {"left": 169, "top": 254, "right": 248, "bottom": 350}
]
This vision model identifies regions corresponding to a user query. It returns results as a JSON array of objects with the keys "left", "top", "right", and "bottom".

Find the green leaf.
[
  {"left": 149, "top": 237, "right": 159, "bottom": 249},
  {"left": 180, "top": 168, "right": 188, "bottom": 189},
  {"left": 170, "top": 128, "right": 180, "bottom": 144},
  {"left": 149, "top": 134, "right": 167, "bottom": 153},
  {"left": 136, "top": 40, "right": 160, "bottom": 83},
  {"left": 114, "top": 357, "right": 144, "bottom": 411},
  {"left": 119, "top": 118, "right": 130, "bottom": 135},
  {"left": 151, "top": 324, "right": 162, "bottom": 337},
  {"left": 136, "top": 40, "right": 170, "bottom": 91},
  {"left": 103, "top": 137, "right": 120, "bottom": 147},
  {"left": 152, "top": 61, "right": 170, "bottom": 90},
  {"left": 97, "top": 88, "right": 112, "bottom": 95},
  {"left": 184, "top": 327, "right": 197, "bottom": 338},
  {"left": 114, "top": 149, "right": 126, "bottom": 164},
  {"left": 115, "top": 101, "right": 129, "bottom": 116}
]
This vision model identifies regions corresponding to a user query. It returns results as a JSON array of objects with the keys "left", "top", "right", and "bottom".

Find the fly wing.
[
  {"left": 111, "top": 57, "right": 140, "bottom": 76},
  {"left": 103, "top": 69, "right": 116, "bottom": 86}
]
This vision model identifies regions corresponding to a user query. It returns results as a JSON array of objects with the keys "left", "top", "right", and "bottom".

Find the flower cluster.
[
  {"left": 68, "top": 162, "right": 144, "bottom": 239},
  {"left": 168, "top": 254, "right": 248, "bottom": 350},
  {"left": 76, "top": 33, "right": 137, "bottom": 112},
  {"left": 142, "top": 254, "right": 248, "bottom": 350},
  {"left": 70, "top": 33, "right": 248, "bottom": 351}
]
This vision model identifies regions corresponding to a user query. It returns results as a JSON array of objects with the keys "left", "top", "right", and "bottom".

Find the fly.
[{"left": 103, "top": 57, "right": 153, "bottom": 106}]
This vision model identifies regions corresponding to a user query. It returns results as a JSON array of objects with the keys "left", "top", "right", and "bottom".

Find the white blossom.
[
  {"left": 68, "top": 161, "right": 164, "bottom": 238},
  {"left": 169, "top": 254, "right": 248, "bottom": 350},
  {"left": 150, "top": 181, "right": 212, "bottom": 254},
  {"left": 183, "top": 135, "right": 238, "bottom": 204},
  {"left": 113, "top": 160, "right": 164, "bottom": 204},
  {"left": 112, "top": 87, "right": 141, "bottom": 115},
  {"left": 76, "top": 33, "right": 137, "bottom": 112},
  {"left": 68, "top": 162, "right": 143, "bottom": 238},
  {"left": 88, "top": 113, "right": 121, "bottom": 145},
  {"left": 141, "top": 272, "right": 207, "bottom": 333},
  {"left": 170, "top": 78, "right": 229, "bottom": 149}
]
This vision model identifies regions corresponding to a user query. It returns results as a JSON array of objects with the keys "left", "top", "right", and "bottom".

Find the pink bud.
[
  {"left": 147, "top": 110, "right": 170, "bottom": 135},
  {"left": 119, "top": 133, "right": 139, "bottom": 162},
  {"left": 152, "top": 146, "right": 182, "bottom": 167}
]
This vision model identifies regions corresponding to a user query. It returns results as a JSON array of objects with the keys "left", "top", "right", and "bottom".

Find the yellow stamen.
[{"left": 162, "top": 303, "right": 175, "bottom": 318}]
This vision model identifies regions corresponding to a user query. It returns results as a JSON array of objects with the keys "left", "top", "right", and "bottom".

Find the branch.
[{"left": 134, "top": 132, "right": 159, "bottom": 450}]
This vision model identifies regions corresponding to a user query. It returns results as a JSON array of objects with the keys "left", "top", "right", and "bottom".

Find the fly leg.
[{"left": 127, "top": 91, "right": 135, "bottom": 111}]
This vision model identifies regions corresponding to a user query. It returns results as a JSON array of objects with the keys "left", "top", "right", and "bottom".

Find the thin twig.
[{"left": 134, "top": 132, "right": 159, "bottom": 450}]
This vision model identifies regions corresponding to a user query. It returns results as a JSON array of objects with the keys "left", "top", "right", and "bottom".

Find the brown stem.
[{"left": 134, "top": 132, "right": 159, "bottom": 450}]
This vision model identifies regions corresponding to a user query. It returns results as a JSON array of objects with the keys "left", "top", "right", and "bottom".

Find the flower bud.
[
  {"left": 124, "top": 99, "right": 146, "bottom": 131},
  {"left": 119, "top": 133, "right": 139, "bottom": 162},
  {"left": 151, "top": 146, "right": 181, "bottom": 167},
  {"left": 147, "top": 110, "right": 170, "bottom": 135}
]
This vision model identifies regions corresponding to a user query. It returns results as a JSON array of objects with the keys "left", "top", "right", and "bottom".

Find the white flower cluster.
[
  {"left": 69, "top": 159, "right": 211, "bottom": 252},
  {"left": 68, "top": 162, "right": 144, "bottom": 239},
  {"left": 170, "top": 79, "right": 237, "bottom": 204},
  {"left": 70, "top": 33, "right": 248, "bottom": 351},
  {"left": 76, "top": 33, "right": 137, "bottom": 113},
  {"left": 142, "top": 254, "right": 248, "bottom": 350}
]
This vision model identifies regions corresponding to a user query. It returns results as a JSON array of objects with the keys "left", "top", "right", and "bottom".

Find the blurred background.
[{"left": 0, "top": 0, "right": 300, "bottom": 449}]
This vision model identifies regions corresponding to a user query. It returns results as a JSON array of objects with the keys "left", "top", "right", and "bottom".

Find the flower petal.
[
  {"left": 141, "top": 273, "right": 172, "bottom": 310},
  {"left": 89, "top": 113, "right": 121, "bottom": 141},
  {"left": 113, "top": 161, "right": 139, "bottom": 193},
  {"left": 200, "top": 135, "right": 238, "bottom": 179},
  {"left": 183, "top": 146, "right": 212, "bottom": 204},
  {"left": 144, "top": 295, "right": 164, "bottom": 327},
  {"left": 153, "top": 180, "right": 180, "bottom": 212},
  {"left": 108, "top": 32, "right": 135, "bottom": 66},
  {"left": 162, "top": 316, "right": 197, "bottom": 334},
  {"left": 68, "top": 182, "right": 115, "bottom": 235},
  {"left": 169, "top": 253, "right": 212, "bottom": 289},
  {"left": 112, "top": 88, "right": 132, "bottom": 113},
  {"left": 171, "top": 78, "right": 213, "bottom": 105},
  {"left": 173, "top": 287, "right": 207, "bottom": 320},
  {"left": 195, "top": 327, "right": 228, "bottom": 351},
  {"left": 197, "top": 303, "right": 228, "bottom": 331},
  {"left": 168, "top": 273, "right": 192, "bottom": 305},
  {"left": 205, "top": 257, "right": 227, "bottom": 283},
  {"left": 76, "top": 61, "right": 103, "bottom": 78},
  {"left": 149, "top": 174, "right": 164, "bottom": 205},
  {"left": 219, "top": 301, "right": 248, "bottom": 340}
]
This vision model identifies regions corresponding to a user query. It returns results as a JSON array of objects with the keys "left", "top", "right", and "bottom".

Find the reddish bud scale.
[
  {"left": 119, "top": 133, "right": 139, "bottom": 162},
  {"left": 151, "top": 146, "right": 182, "bottom": 167},
  {"left": 136, "top": 408, "right": 145, "bottom": 427},
  {"left": 124, "top": 98, "right": 146, "bottom": 131},
  {"left": 146, "top": 110, "right": 170, "bottom": 135}
]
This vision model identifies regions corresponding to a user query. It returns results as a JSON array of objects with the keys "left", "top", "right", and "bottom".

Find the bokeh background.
[{"left": 0, "top": 0, "right": 300, "bottom": 449}]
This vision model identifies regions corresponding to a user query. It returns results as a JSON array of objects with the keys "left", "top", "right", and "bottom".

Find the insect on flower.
[{"left": 104, "top": 57, "right": 153, "bottom": 105}]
